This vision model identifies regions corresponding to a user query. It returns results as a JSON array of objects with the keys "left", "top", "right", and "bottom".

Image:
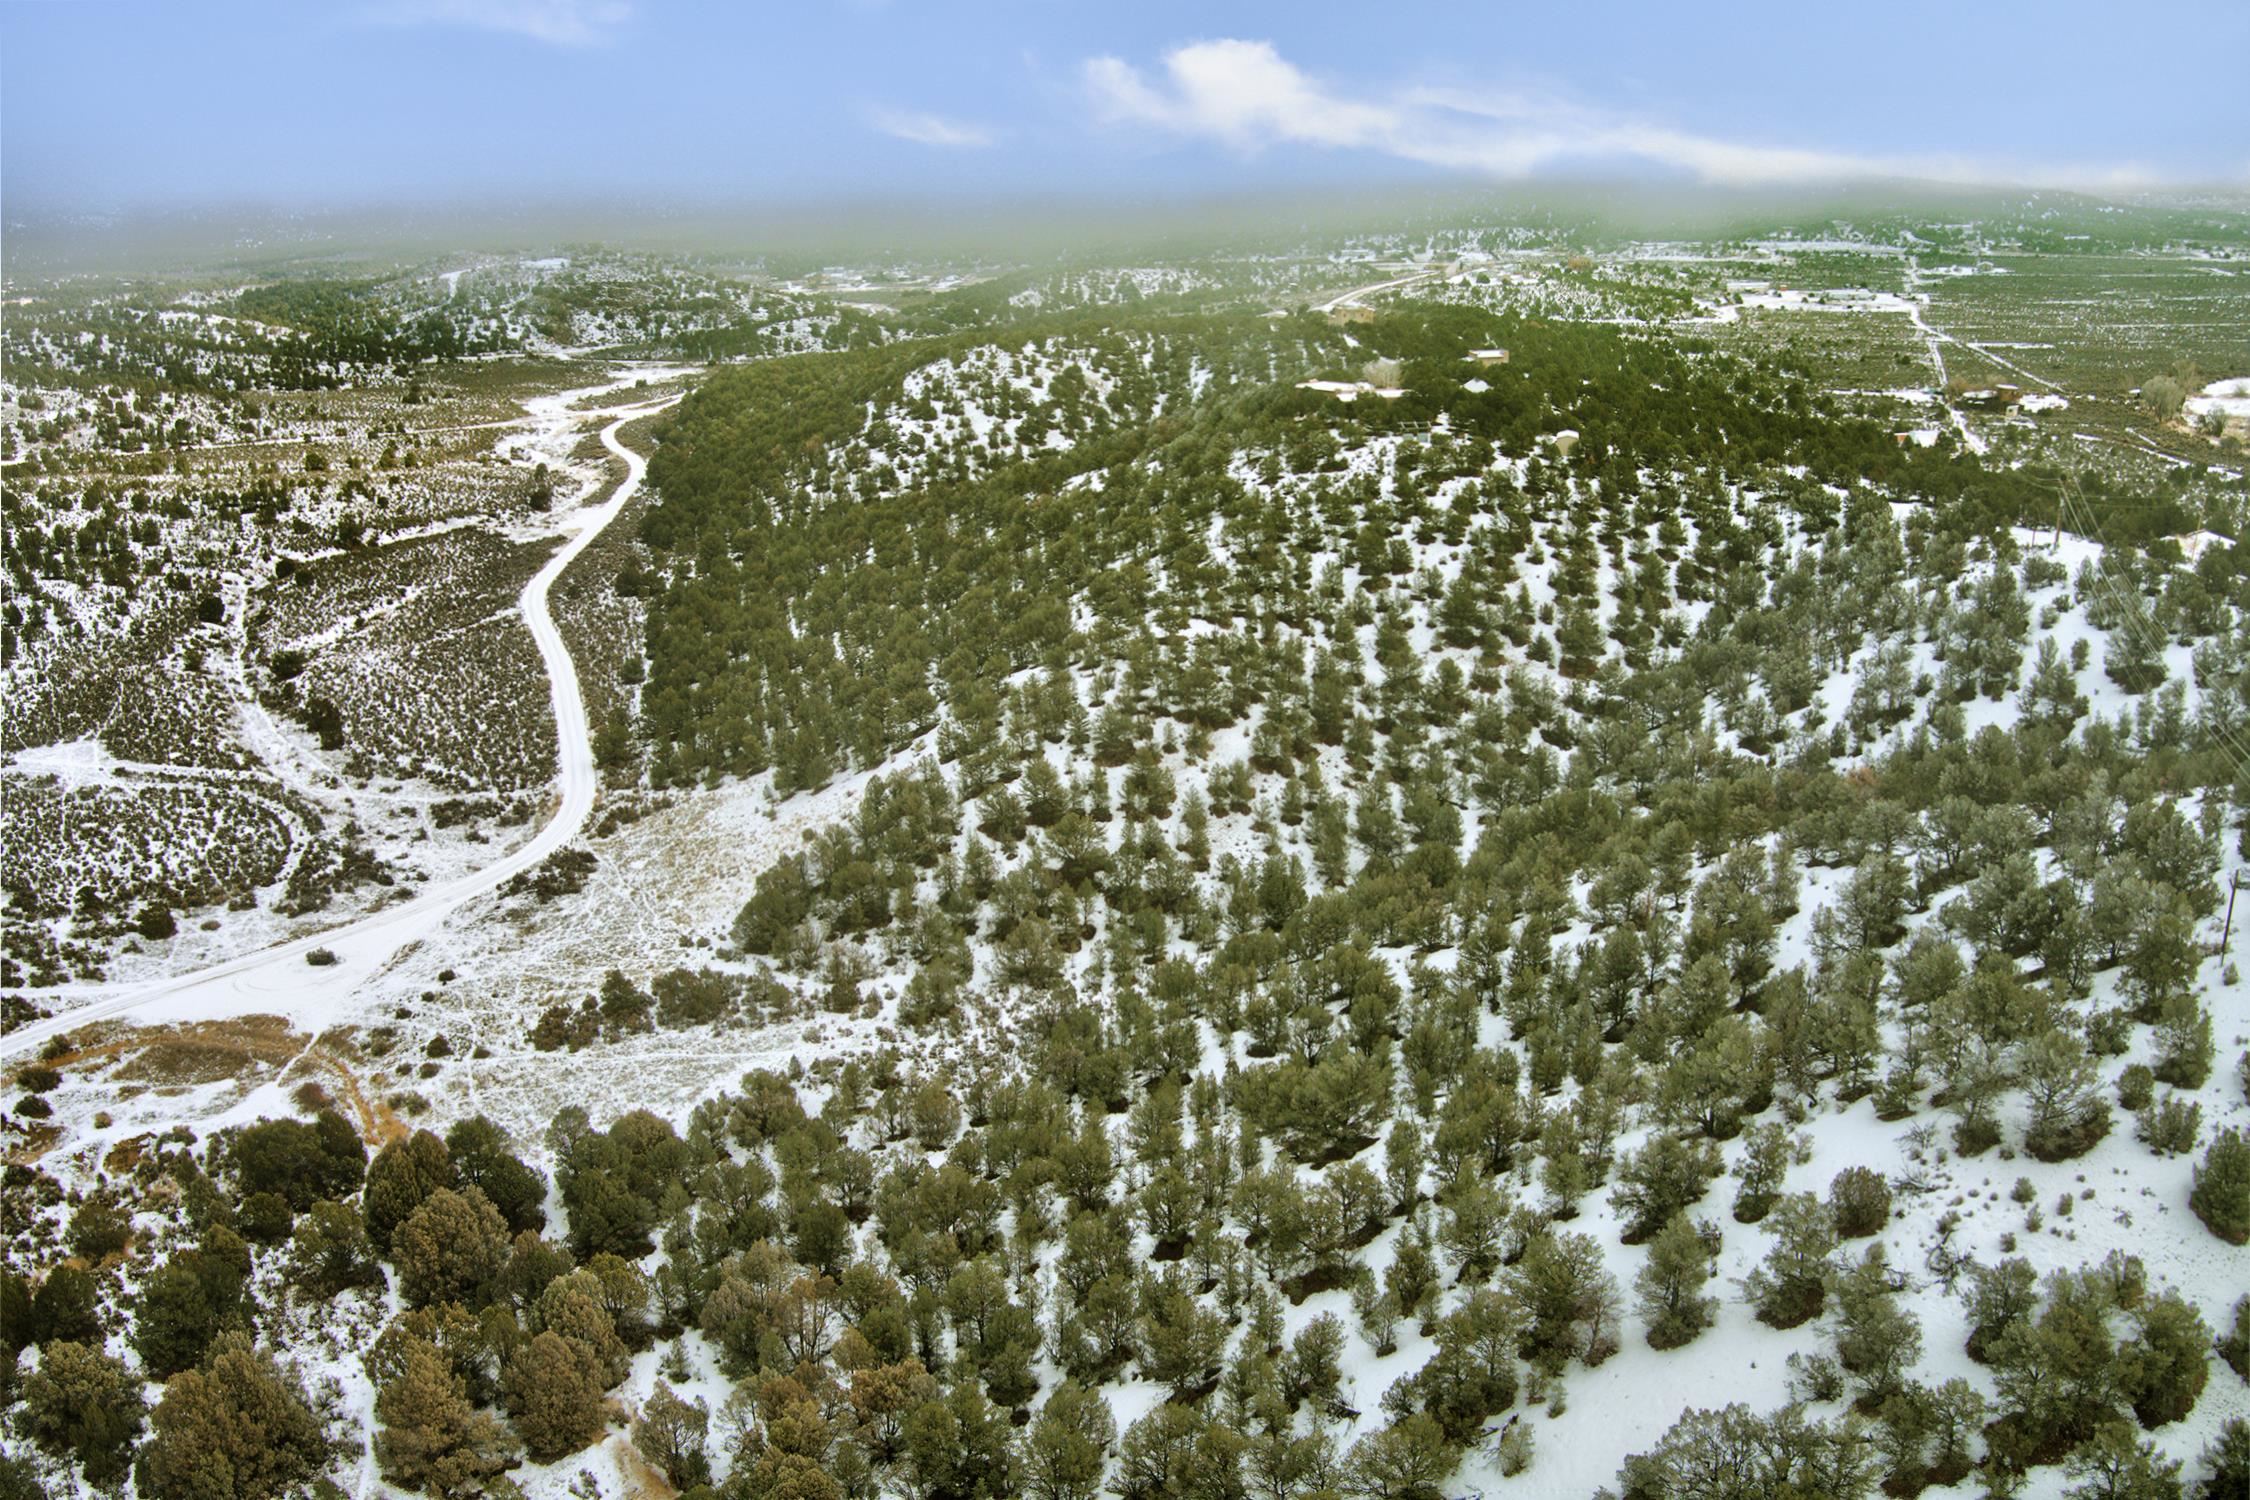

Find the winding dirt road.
[{"left": 1, "top": 390, "right": 681, "bottom": 1058}]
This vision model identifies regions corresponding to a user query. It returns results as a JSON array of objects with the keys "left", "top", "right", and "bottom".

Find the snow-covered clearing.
[
  {"left": 1, "top": 379, "right": 683, "bottom": 1059},
  {"left": 2188, "top": 377, "right": 2250, "bottom": 422}
]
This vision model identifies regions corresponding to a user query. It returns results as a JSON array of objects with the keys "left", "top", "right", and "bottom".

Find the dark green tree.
[
  {"left": 22, "top": 1339, "right": 146, "bottom": 1485},
  {"left": 1635, "top": 1214, "right": 1718, "bottom": 1350},
  {"left": 364, "top": 1129, "right": 458, "bottom": 1255},
  {"left": 2190, "top": 1129, "right": 2250, "bottom": 1244},
  {"left": 137, "top": 1335, "right": 329, "bottom": 1500}
]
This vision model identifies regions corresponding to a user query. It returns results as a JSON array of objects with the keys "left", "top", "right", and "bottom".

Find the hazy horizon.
[
  {"left": 5, "top": 0, "right": 2246, "bottom": 234},
  {"left": 11, "top": 178, "right": 2250, "bottom": 280}
]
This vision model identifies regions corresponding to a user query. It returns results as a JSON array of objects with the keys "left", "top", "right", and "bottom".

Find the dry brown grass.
[
  {"left": 37, "top": 1015, "right": 406, "bottom": 1145},
  {"left": 3, "top": 1122, "right": 61, "bottom": 1165},
  {"left": 606, "top": 1434, "right": 676, "bottom": 1500}
]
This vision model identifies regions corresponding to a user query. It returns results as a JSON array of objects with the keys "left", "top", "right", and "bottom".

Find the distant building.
[
  {"left": 1465, "top": 348, "right": 1510, "bottom": 367},
  {"left": 1326, "top": 306, "right": 1377, "bottom": 326},
  {"left": 1958, "top": 385, "right": 2023, "bottom": 411},
  {"left": 1296, "top": 380, "right": 1405, "bottom": 403},
  {"left": 2172, "top": 530, "right": 2235, "bottom": 564}
]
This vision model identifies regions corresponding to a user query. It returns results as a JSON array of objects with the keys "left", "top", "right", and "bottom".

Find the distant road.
[
  {"left": 1312, "top": 266, "right": 1444, "bottom": 315},
  {"left": 1, "top": 390, "right": 680, "bottom": 1058}
]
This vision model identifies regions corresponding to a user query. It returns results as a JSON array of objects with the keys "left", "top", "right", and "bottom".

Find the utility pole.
[{"left": 2222, "top": 870, "right": 2243, "bottom": 955}]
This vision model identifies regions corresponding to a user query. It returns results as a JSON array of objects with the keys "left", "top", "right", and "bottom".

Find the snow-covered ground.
[
  {"left": 2188, "top": 377, "right": 2250, "bottom": 422},
  {"left": 8, "top": 256, "right": 2250, "bottom": 1500},
  {"left": 1, "top": 378, "right": 681, "bottom": 1058}
]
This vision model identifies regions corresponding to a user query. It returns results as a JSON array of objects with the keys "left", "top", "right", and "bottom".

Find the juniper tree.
[
  {"left": 444, "top": 1115, "right": 547, "bottom": 1234},
  {"left": 137, "top": 1335, "right": 329, "bottom": 1500},
  {"left": 227, "top": 1109, "right": 367, "bottom": 1210},
  {"left": 22, "top": 1340, "right": 146, "bottom": 1486},
  {"left": 1828, "top": 1165, "right": 1892, "bottom": 1238},
  {"left": 134, "top": 1234, "right": 250, "bottom": 1379},
  {"left": 364, "top": 1128, "right": 458, "bottom": 1255},
  {"left": 2203, "top": 1420, "right": 2250, "bottom": 1500},
  {"left": 366, "top": 1302, "right": 509, "bottom": 1412},
  {"left": 629, "top": 1381, "right": 710, "bottom": 1491},
  {"left": 1743, "top": 1191, "right": 1837, "bottom": 1329},
  {"left": 373, "top": 1337, "right": 518, "bottom": 1496},
  {"left": 1021, "top": 1380, "right": 1115, "bottom": 1500},
  {"left": 1610, "top": 1132, "right": 1723, "bottom": 1244},
  {"left": 2218, "top": 1295, "right": 2250, "bottom": 1382},
  {"left": 394, "top": 1186, "right": 511, "bottom": 1310},
  {"left": 1634, "top": 1212, "right": 1718, "bottom": 1351},
  {"left": 501, "top": 1329, "right": 609, "bottom": 1462},
  {"left": 2115, "top": 1290, "right": 2211, "bottom": 1429},
  {"left": 1831, "top": 1245, "right": 1923, "bottom": 1406},
  {"left": 30, "top": 1264, "right": 101, "bottom": 1346},
  {"left": 537, "top": 1269, "right": 631, "bottom": 1386},
  {"left": 2190, "top": 1128, "right": 2250, "bottom": 1244}
]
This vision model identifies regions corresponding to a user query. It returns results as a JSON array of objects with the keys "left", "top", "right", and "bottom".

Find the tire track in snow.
[{"left": 2, "top": 390, "right": 682, "bottom": 1057}]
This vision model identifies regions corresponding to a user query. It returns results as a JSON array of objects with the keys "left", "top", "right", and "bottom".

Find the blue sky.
[{"left": 4, "top": 0, "right": 2244, "bottom": 213}]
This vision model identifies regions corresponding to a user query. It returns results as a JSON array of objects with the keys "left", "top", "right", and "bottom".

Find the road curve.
[
  {"left": 1312, "top": 266, "right": 1441, "bottom": 315},
  {"left": 2, "top": 395, "right": 680, "bottom": 1058}
]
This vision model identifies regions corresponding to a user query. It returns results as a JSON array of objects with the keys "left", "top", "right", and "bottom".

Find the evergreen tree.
[
  {"left": 228, "top": 1110, "right": 366, "bottom": 1210},
  {"left": 2190, "top": 1129, "right": 2250, "bottom": 1244},
  {"left": 21, "top": 1339, "right": 146, "bottom": 1485},
  {"left": 134, "top": 1238, "right": 249, "bottom": 1379},
  {"left": 1509, "top": 1230, "right": 1620, "bottom": 1373},
  {"left": 501, "top": 1329, "right": 609, "bottom": 1462},
  {"left": 2021, "top": 1028, "right": 2112, "bottom": 1162},
  {"left": 2216, "top": 1295, "right": 2250, "bottom": 1382},
  {"left": 1743, "top": 1192, "right": 1836, "bottom": 1329},
  {"left": 2061, "top": 1420, "right": 2184, "bottom": 1500},
  {"left": 1827, "top": 1166, "right": 1891, "bottom": 1238},
  {"left": 445, "top": 1115, "right": 548, "bottom": 1235},
  {"left": 1019, "top": 1380, "right": 1116, "bottom": 1500},
  {"left": 2201, "top": 1419, "right": 2250, "bottom": 1500},
  {"left": 28, "top": 1264, "right": 101, "bottom": 1346},
  {"left": 394, "top": 1185, "right": 511, "bottom": 1310},
  {"left": 364, "top": 1129, "right": 458, "bottom": 1255},
  {"left": 373, "top": 1337, "right": 518, "bottom": 1496},
  {"left": 2116, "top": 1290, "right": 2211, "bottom": 1429},
  {"left": 284, "top": 1198, "right": 384, "bottom": 1299},
  {"left": 1732, "top": 1122, "right": 1801, "bottom": 1224},
  {"left": 1610, "top": 1133, "right": 1723, "bottom": 1244},
  {"left": 1962, "top": 1256, "right": 2040, "bottom": 1364},
  {"left": 1634, "top": 1213, "right": 1718, "bottom": 1350},
  {"left": 137, "top": 1335, "right": 329, "bottom": 1500},
  {"left": 1830, "top": 1246, "right": 1923, "bottom": 1406},
  {"left": 629, "top": 1381, "right": 710, "bottom": 1491},
  {"left": 1345, "top": 1412, "right": 1460, "bottom": 1500}
]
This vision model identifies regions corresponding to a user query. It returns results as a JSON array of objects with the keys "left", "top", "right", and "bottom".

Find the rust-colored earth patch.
[{"left": 30, "top": 1015, "right": 405, "bottom": 1144}]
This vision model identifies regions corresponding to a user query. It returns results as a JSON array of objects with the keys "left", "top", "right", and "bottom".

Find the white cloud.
[
  {"left": 870, "top": 108, "right": 998, "bottom": 150},
  {"left": 362, "top": 0, "right": 633, "bottom": 47},
  {"left": 1084, "top": 39, "right": 2152, "bottom": 190}
]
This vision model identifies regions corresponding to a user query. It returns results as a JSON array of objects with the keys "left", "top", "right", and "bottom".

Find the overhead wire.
[{"left": 2054, "top": 473, "right": 2250, "bottom": 780}]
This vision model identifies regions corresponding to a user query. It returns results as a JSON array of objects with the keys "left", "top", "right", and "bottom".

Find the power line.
[{"left": 2055, "top": 475, "right": 2250, "bottom": 780}]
